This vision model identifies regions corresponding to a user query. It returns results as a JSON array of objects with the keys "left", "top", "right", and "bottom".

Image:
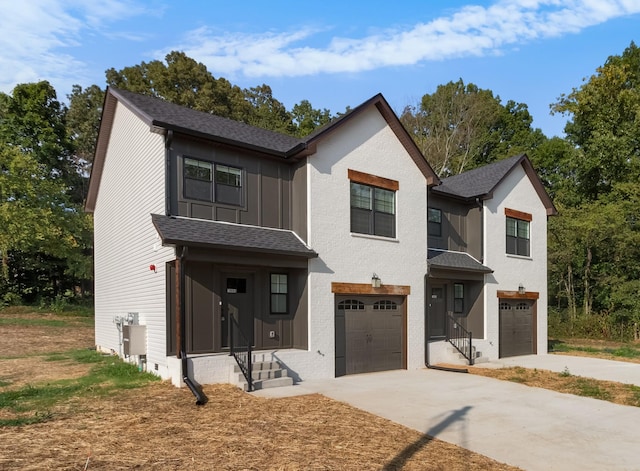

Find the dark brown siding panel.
[
  {"left": 215, "top": 206, "right": 238, "bottom": 223},
  {"left": 260, "top": 162, "right": 280, "bottom": 228},
  {"left": 466, "top": 282, "right": 484, "bottom": 338},
  {"left": 187, "top": 263, "right": 215, "bottom": 353},
  {"left": 191, "top": 203, "right": 214, "bottom": 220},
  {"left": 171, "top": 134, "right": 295, "bottom": 231}
]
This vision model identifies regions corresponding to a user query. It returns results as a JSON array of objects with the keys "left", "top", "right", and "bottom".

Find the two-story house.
[
  {"left": 86, "top": 87, "right": 555, "bottom": 393},
  {"left": 426, "top": 155, "right": 557, "bottom": 364}
]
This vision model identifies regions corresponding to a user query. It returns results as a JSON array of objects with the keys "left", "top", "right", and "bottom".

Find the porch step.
[
  {"left": 447, "top": 345, "right": 489, "bottom": 365},
  {"left": 231, "top": 360, "right": 293, "bottom": 391}
]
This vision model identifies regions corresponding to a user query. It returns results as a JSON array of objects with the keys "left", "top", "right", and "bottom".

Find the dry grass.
[
  {"left": 468, "top": 366, "right": 640, "bottom": 407},
  {"left": 0, "top": 310, "right": 520, "bottom": 471}
]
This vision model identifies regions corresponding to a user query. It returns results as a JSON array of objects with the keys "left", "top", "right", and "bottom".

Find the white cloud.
[
  {"left": 0, "top": 0, "right": 150, "bottom": 97},
  {"left": 164, "top": 0, "right": 640, "bottom": 78}
]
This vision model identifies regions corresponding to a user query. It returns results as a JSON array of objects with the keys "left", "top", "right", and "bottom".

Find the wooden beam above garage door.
[
  {"left": 497, "top": 290, "right": 539, "bottom": 300},
  {"left": 331, "top": 282, "right": 411, "bottom": 295}
]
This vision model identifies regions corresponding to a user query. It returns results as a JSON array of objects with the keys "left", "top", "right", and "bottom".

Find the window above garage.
[{"left": 348, "top": 169, "right": 398, "bottom": 239}]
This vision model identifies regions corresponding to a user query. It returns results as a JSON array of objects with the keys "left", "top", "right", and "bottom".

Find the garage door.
[
  {"left": 335, "top": 296, "right": 405, "bottom": 376},
  {"left": 499, "top": 300, "right": 534, "bottom": 358}
]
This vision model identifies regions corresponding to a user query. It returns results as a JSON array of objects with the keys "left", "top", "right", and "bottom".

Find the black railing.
[
  {"left": 445, "top": 313, "right": 474, "bottom": 366},
  {"left": 229, "top": 315, "right": 253, "bottom": 392}
]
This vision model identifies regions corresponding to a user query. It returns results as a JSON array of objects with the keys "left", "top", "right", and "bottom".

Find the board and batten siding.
[
  {"left": 481, "top": 164, "right": 548, "bottom": 359},
  {"left": 93, "top": 102, "right": 175, "bottom": 379},
  {"left": 299, "top": 108, "right": 428, "bottom": 379}
]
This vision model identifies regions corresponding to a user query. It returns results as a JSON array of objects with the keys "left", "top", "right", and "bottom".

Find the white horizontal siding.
[{"left": 93, "top": 102, "right": 174, "bottom": 379}]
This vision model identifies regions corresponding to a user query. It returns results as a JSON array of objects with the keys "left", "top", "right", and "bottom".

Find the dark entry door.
[
  {"left": 221, "top": 274, "right": 254, "bottom": 348},
  {"left": 335, "top": 296, "right": 404, "bottom": 376},
  {"left": 429, "top": 284, "right": 446, "bottom": 338},
  {"left": 499, "top": 300, "right": 534, "bottom": 357}
]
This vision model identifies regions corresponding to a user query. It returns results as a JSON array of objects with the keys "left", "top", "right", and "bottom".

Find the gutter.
[
  {"left": 424, "top": 274, "right": 468, "bottom": 373},
  {"left": 178, "top": 246, "right": 208, "bottom": 405}
]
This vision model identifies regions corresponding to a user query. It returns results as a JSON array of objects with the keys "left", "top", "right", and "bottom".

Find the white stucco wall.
[
  {"left": 480, "top": 164, "right": 549, "bottom": 358},
  {"left": 93, "top": 102, "right": 175, "bottom": 379},
  {"left": 279, "top": 108, "right": 429, "bottom": 380}
]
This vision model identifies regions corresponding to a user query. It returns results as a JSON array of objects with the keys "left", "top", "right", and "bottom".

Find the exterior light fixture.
[
  {"left": 150, "top": 264, "right": 156, "bottom": 273},
  {"left": 372, "top": 273, "right": 381, "bottom": 288},
  {"left": 518, "top": 284, "right": 525, "bottom": 295}
]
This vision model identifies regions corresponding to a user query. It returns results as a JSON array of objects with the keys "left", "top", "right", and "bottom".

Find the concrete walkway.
[{"left": 254, "top": 355, "right": 640, "bottom": 471}]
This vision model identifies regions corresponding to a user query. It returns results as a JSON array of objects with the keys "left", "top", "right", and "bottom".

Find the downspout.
[
  {"left": 165, "top": 130, "right": 173, "bottom": 216},
  {"left": 178, "top": 246, "right": 208, "bottom": 405},
  {"left": 476, "top": 197, "right": 483, "bottom": 263},
  {"left": 425, "top": 274, "right": 468, "bottom": 373}
]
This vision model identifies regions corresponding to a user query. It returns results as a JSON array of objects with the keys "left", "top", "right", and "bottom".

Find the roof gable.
[
  {"left": 301, "top": 94, "right": 439, "bottom": 186},
  {"left": 433, "top": 154, "right": 557, "bottom": 216}
]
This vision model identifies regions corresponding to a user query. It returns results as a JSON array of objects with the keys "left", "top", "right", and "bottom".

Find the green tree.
[
  {"left": 552, "top": 41, "right": 640, "bottom": 200},
  {"left": 0, "top": 81, "right": 74, "bottom": 181},
  {"left": 243, "top": 84, "right": 296, "bottom": 134},
  {"left": 401, "top": 79, "right": 545, "bottom": 177},
  {"left": 106, "top": 51, "right": 252, "bottom": 122},
  {"left": 0, "top": 83, "right": 92, "bottom": 304},
  {"left": 290, "top": 99, "right": 333, "bottom": 137},
  {"left": 66, "top": 84, "right": 105, "bottom": 171}
]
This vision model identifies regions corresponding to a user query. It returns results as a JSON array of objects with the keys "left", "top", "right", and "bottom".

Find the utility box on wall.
[{"left": 123, "top": 324, "right": 146, "bottom": 356}]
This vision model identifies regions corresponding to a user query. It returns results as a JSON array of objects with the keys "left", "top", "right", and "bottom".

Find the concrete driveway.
[{"left": 254, "top": 355, "right": 640, "bottom": 471}]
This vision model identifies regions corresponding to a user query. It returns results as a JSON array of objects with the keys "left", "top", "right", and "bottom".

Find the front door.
[
  {"left": 429, "top": 284, "right": 446, "bottom": 338},
  {"left": 221, "top": 274, "right": 254, "bottom": 348}
]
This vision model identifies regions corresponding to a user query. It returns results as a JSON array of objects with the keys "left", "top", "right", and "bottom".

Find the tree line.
[{"left": 1, "top": 46, "right": 638, "bottom": 339}]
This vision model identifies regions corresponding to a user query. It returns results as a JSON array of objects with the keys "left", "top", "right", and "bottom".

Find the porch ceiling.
[
  {"left": 152, "top": 214, "right": 317, "bottom": 258},
  {"left": 427, "top": 249, "right": 493, "bottom": 274}
]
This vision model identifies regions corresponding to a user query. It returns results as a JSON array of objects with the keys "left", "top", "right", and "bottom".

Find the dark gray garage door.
[
  {"left": 335, "top": 296, "right": 405, "bottom": 376},
  {"left": 499, "top": 300, "right": 534, "bottom": 358}
]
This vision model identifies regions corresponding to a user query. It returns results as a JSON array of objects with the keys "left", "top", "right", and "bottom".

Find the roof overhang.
[
  {"left": 152, "top": 214, "right": 317, "bottom": 259},
  {"left": 427, "top": 249, "right": 493, "bottom": 275}
]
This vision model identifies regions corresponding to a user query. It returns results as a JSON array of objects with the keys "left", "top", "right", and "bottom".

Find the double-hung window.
[
  {"left": 505, "top": 209, "right": 532, "bottom": 257},
  {"left": 349, "top": 169, "right": 397, "bottom": 238},
  {"left": 183, "top": 157, "right": 243, "bottom": 206},
  {"left": 270, "top": 274, "right": 288, "bottom": 315},
  {"left": 428, "top": 207, "right": 442, "bottom": 237}
]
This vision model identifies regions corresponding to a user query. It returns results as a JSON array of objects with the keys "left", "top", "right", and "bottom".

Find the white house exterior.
[{"left": 86, "top": 87, "right": 555, "bottom": 394}]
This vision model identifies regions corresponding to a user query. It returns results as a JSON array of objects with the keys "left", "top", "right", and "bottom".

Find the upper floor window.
[
  {"left": 505, "top": 208, "right": 532, "bottom": 257},
  {"left": 183, "top": 157, "right": 243, "bottom": 206},
  {"left": 348, "top": 169, "right": 398, "bottom": 239},
  {"left": 428, "top": 207, "right": 442, "bottom": 237}
]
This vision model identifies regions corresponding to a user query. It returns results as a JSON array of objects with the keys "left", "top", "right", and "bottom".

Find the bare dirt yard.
[{"left": 0, "top": 309, "right": 519, "bottom": 471}]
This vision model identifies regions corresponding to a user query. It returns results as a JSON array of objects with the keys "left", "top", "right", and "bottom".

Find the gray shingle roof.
[
  {"left": 152, "top": 214, "right": 317, "bottom": 258},
  {"left": 111, "top": 87, "right": 305, "bottom": 157},
  {"left": 433, "top": 154, "right": 524, "bottom": 199},
  {"left": 428, "top": 249, "right": 493, "bottom": 273}
]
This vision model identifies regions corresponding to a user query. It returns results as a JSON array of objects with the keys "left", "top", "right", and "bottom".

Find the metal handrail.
[
  {"left": 229, "top": 315, "right": 253, "bottom": 391},
  {"left": 445, "top": 313, "right": 474, "bottom": 365}
]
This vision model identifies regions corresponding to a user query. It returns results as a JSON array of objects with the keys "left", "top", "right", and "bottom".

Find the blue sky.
[{"left": 1, "top": 1, "right": 639, "bottom": 137}]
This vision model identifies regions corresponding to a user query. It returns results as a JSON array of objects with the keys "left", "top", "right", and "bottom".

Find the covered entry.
[
  {"left": 499, "top": 298, "right": 536, "bottom": 357},
  {"left": 335, "top": 295, "right": 406, "bottom": 376}
]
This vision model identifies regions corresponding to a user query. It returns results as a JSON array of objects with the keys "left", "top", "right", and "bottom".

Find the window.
[
  {"left": 454, "top": 283, "right": 464, "bottom": 313},
  {"left": 270, "top": 274, "right": 288, "bottom": 314},
  {"left": 338, "top": 299, "right": 365, "bottom": 310},
  {"left": 373, "top": 300, "right": 398, "bottom": 310},
  {"left": 183, "top": 157, "right": 243, "bottom": 206},
  {"left": 350, "top": 182, "right": 396, "bottom": 238},
  {"left": 428, "top": 208, "right": 442, "bottom": 237},
  {"left": 506, "top": 217, "right": 530, "bottom": 256}
]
